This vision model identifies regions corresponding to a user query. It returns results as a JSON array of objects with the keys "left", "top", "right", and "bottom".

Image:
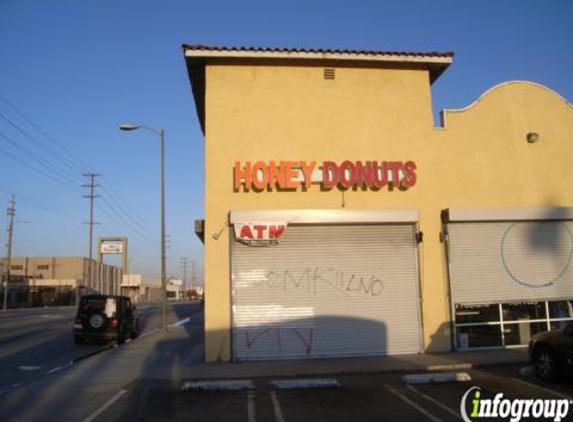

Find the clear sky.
[{"left": 0, "top": 0, "right": 571, "bottom": 283}]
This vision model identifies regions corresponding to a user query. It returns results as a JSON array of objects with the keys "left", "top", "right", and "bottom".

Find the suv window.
[{"left": 79, "top": 297, "right": 117, "bottom": 318}]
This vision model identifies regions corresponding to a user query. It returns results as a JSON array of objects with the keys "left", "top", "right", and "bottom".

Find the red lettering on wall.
[
  {"left": 402, "top": 161, "right": 417, "bottom": 187},
  {"left": 252, "top": 161, "right": 269, "bottom": 190},
  {"left": 339, "top": 161, "right": 356, "bottom": 188},
  {"left": 269, "top": 161, "right": 286, "bottom": 189},
  {"left": 300, "top": 161, "right": 317, "bottom": 189},
  {"left": 234, "top": 161, "right": 252, "bottom": 191},
  {"left": 240, "top": 225, "right": 254, "bottom": 239},
  {"left": 322, "top": 161, "right": 339, "bottom": 189},
  {"left": 252, "top": 225, "right": 266, "bottom": 239},
  {"left": 269, "top": 225, "right": 285, "bottom": 239}
]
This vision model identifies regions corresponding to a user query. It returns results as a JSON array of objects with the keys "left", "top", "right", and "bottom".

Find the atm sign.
[{"left": 234, "top": 223, "right": 287, "bottom": 244}]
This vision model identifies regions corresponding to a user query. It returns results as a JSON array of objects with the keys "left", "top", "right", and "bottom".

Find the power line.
[
  {"left": 100, "top": 184, "right": 157, "bottom": 238},
  {"left": 0, "top": 131, "right": 79, "bottom": 184},
  {"left": 0, "top": 145, "right": 78, "bottom": 189},
  {"left": 99, "top": 195, "right": 158, "bottom": 245},
  {"left": 0, "top": 94, "right": 95, "bottom": 173},
  {"left": 0, "top": 186, "right": 80, "bottom": 223},
  {"left": 0, "top": 107, "right": 88, "bottom": 175}
]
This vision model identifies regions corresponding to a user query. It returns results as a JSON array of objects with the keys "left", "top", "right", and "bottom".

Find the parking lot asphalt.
[
  {"left": 3, "top": 305, "right": 571, "bottom": 422},
  {"left": 94, "top": 364, "right": 573, "bottom": 422}
]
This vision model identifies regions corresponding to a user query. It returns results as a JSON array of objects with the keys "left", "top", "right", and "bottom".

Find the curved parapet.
[{"left": 440, "top": 81, "right": 573, "bottom": 129}]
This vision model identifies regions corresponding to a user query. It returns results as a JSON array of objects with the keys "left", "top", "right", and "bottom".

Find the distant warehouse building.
[
  {"left": 0, "top": 256, "right": 122, "bottom": 308},
  {"left": 121, "top": 274, "right": 186, "bottom": 303},
  {"left": 183, "top": 44, "right": 573, "bottom": 362}
]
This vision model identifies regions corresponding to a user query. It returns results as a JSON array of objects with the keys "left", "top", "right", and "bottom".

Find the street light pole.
[{"left": 119, "top": 124, "right": 167, "bottom": 331}]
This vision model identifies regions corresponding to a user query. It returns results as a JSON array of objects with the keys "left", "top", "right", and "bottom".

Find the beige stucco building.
[
  {"left": 184, "top": 44, "right": 573, "bottom": 362},
  {"left": 1, "top": 256, "right": 122, "bottom": 307}
]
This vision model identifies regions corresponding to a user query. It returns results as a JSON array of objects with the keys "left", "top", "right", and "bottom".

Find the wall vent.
[{"left": 324, "top": 68, "right": 335, "bottom": 80}]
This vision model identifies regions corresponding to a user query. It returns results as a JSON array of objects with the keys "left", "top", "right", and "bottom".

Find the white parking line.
[
  {"left": 385, "top": 385, "right": 445, "bottom": 422},
  {"left": 406, "top": 385, "right": 459, "bottom": 418},
  {"left": 80, "top": 389, "right": 127, "bottom": 422},
  {"left": 270, "top": 390, "right": 286, "bottom": 422},
  {"left": 140, "top": 316, "right": 191, "bottom": 338},
  {"left": 247, "top": 390, "right": 256, "bottom": 422},
  {"left": 47, "top": 366, "right": 63, "bottom": 375},
  {"left": 139, "top": 327, "right": 160, "bottom": 338},
  {"left": 512, "top": 377, "right": 572, "bottom": 400},
  {"left": 168, "top": 317, "right": 190, "bottom": 327}
]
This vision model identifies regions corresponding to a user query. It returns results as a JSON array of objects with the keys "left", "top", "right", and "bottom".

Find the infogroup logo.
[{"left": 460, "top": 386, "right": 570, "bottom": 422}]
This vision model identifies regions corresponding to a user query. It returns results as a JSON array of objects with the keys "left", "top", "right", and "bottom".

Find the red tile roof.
[{"left": 182, "top": 44, "right": 454, "bottom": 58}]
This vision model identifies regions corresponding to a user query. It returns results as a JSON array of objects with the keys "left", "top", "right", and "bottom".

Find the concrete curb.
[
  {"left": 269, "top": 378, "right": 341, "bottom": 389},
  {"left": 167, "top": 356, "right": 530, "bottom": 381},
  {"left": 402, "top": 372, "right": 472, "bottom": 384},
  {"left": 181, "top": 380, "right": 254, "bottom": 391}
]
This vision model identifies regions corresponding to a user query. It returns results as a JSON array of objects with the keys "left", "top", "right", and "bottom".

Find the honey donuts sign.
[{"left": 233, "top": 160, "right": 417, "bottom": 191}]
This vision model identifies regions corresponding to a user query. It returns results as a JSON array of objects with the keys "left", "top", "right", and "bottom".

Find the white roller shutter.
[
  {"left": 231, "top": 224, "right": 422, "bottom": 361},
  {"left": 447, "top": 221, "right": 573, "bottom": 305}
]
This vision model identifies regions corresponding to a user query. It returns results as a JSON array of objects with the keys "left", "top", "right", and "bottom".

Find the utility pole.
[
  {"left": 180, "top": 256, "right": 189, "bottom": 293},
  {"left": 3, "top": 195, "right": 15, "bottom": 311},
  {"left": 191, "top": 261, "right": 197, "bottom": 289},
  {"left": 83, "top": 173, "right": 100, "bottom": 293}
]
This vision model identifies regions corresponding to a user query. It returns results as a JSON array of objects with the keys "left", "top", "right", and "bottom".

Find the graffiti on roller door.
[
  {"left": 245, "top": 326, "right": 314, "bottom": 354},
  {"left": 262, "top": 267, "right": 384, "bottom": 297}
]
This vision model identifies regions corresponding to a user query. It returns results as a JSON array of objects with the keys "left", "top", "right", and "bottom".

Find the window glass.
[
  {"left": 502, "top": 302, "right": 546, "bottom": 321},
  {"left": 548, "top": 301, "right": 573, "bottom": 319},
  {"left": 456, "top": 325, "right": 502, "bottom": 349},
  {"left": 455, "top": 304, "right": 500, "bottom": 324},
  {"left": 550, "top": 320, "right": 573, "bottom": 331},
  {"left": 503, "top": 322, "right": 547, "bottom": 345},
  {"left": 10, "top": 265, "right": 23, "bottom": 270},
  {"left": 37, "top": 265, "right": 49, "bottom": 270}
]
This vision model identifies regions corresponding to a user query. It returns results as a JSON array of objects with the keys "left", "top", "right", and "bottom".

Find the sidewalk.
[{"left": 143, "top": 326, "right": 530, "bottom": 380}]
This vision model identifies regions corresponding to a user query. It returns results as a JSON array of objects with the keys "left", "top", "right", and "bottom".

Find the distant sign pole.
[{"left": 98, "top": 236, "right": 128, "bottom": 295}]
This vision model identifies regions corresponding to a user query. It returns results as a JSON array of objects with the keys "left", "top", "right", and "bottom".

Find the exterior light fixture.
[
  {"left": 119, "top": 124, "right": 141, "bottom": 131},
  {"left": 527, "top": 132, "right": 540, "bottom": 143}
]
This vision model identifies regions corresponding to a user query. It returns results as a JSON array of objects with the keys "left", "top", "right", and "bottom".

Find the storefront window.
[
  {"left": 454, "top": 299, "right": 573, "bottom": 350},
  {"left": 503, "top": 322, "right": 547, "bottom": 345},
  {"left": 455, "top": 304, "right": 500, "bottom": 324},
  {"left": 502, "top": 302, "right": 546, "bottom": 321},
  {"left": 548, "top": 301, "right": 573, "bottom": 319},
  {"left": 456, "top": 325, "right": 502, "bottom": 349}
]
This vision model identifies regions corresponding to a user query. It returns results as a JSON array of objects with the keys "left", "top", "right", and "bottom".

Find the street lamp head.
[{"left": 119, "top": 124, "right": 141, "bottom": 131}]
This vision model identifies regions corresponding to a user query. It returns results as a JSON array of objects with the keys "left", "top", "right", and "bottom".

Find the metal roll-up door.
[
  {"left": 231, "top": 224, "right": 422, "bottom": 361},
  {"left": 447, "top": 221, "right": 573, "bottom": 305}
]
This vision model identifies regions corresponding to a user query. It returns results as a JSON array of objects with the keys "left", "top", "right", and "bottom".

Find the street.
[
  {"left": 2, "top": 302, "right": 573, "bottom": 422},
  {"left": 0, "top": 301, "right": 203, "bottom": 422}
]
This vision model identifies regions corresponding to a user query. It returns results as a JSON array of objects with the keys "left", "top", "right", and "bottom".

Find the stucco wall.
[{"left": 202, "top": 61, "right": 573, "bottom": 362}]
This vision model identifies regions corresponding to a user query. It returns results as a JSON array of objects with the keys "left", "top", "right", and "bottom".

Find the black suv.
[{"left": 73, "top": 295, "right": 139, "bottom": 344}]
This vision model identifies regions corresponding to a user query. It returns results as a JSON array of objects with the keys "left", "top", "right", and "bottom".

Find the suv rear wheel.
[{"left": 534, "top": 345, "right": 559, "bottom": 381}]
